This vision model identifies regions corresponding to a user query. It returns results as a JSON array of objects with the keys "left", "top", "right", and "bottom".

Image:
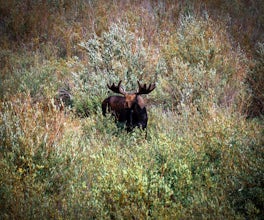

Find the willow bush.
[
  {"left": 71, "top": 22, "right": 164, "bottom": 116},
  {"left": 159, "top": 14, "right": 248, "bottom": 113},
  {"left": 0, "top": 2, "right": 263, "bottom": 219}
]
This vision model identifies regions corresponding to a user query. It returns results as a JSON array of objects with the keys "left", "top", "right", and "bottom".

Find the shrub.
[
  {"left": 72, "top": 22, "right": 162, "bottom": 116},
  {"left": 247, "top": 42, "right": 264, "bottom": 117},
  {"left": 158, "top": 14, "right": 248, "bottom": 113},
  {"left": 0, "top": 95, "right": 74, "bottom": 219},
  {"left": 0, "top": 50, "right": 68, "bottom": 101},
  {"left": 1, "top": 2, "right": 263, "bottom": 219},
  {"left": 78, "top": 22, "right": 152, "bottom": 84},
  {"left": 62, "top": 106, "right": 262, "bottom": 219}
]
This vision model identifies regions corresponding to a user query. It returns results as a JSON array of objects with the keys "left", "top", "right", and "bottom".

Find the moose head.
[{"left": 102, "top": 80, "right": 156, "bottom": 131}]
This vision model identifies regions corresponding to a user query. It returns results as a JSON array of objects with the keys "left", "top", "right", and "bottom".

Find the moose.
[{"left": 102, "top": 80, "right": 156, "bottom": 132}]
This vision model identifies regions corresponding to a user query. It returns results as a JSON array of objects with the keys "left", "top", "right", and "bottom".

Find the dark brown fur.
[{"left": 102, "top": 81, "right": 155, "bottom": 132}]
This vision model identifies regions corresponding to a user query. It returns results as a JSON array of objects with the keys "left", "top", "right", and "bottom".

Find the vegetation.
[{"left": 0, "top": 0, "right": 263, "bottom": 219}]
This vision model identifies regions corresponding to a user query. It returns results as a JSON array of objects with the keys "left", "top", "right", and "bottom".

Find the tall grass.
[{"left": 0, "top": 0, "right": 263, "bottom": 219}]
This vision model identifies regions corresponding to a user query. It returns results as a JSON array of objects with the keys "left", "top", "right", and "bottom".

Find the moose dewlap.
[{"left": 102, "top": 81, "right": 156, "bottom": 132}]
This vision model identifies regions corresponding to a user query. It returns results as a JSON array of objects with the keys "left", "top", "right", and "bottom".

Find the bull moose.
[{"left": 102, "top": 80, "right": 156, "bottom": 132}]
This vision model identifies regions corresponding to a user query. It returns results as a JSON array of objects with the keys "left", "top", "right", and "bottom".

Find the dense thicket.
[{"left": 0, "top": 1, "right": 263, "bottom": 219}]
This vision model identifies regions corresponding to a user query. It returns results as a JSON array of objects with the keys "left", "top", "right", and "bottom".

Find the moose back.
[{"left": 102, "top": 81, "right": 155, "bottom": 131}]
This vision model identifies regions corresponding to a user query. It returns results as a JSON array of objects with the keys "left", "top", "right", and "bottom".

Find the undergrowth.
[{"left": 0, "top": 1, "right": 263, "bottom": 219}]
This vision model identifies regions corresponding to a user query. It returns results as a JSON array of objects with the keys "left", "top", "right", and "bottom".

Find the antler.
[
  {"left": 107, "top": 80, "right": 126, "bottom": 95},
  {"left": 137, "top": 81, "right": 156, "bottom": 95}
]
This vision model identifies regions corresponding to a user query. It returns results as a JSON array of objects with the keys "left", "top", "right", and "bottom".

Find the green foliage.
[
  {"left": 247, "top": 42, "right": 264, "bottom": 117},
  {"left": 71, "top": 66, "right": 108, "bottom": 116},
  {"left": 159, "top": 14, "right": 248, "bottom": 113},
  {"left": 72, "top": 22, "right": 162, "bottom": 115},
  {"left": 0, "top": 50, "right": 68, "bottom": 100},
  {"left": 0, "top": 1, "right": 263, "bottom": 219},
  {"left": 0, "top": 96, "right": 74, "bottom": 219},
  {"left": 78, "top": 22, "right": 154, "bottom": 86}
]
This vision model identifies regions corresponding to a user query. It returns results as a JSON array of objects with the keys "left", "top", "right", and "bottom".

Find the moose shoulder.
[{"left": 102, "top": 81, "right": 155, "bottom": 131}]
